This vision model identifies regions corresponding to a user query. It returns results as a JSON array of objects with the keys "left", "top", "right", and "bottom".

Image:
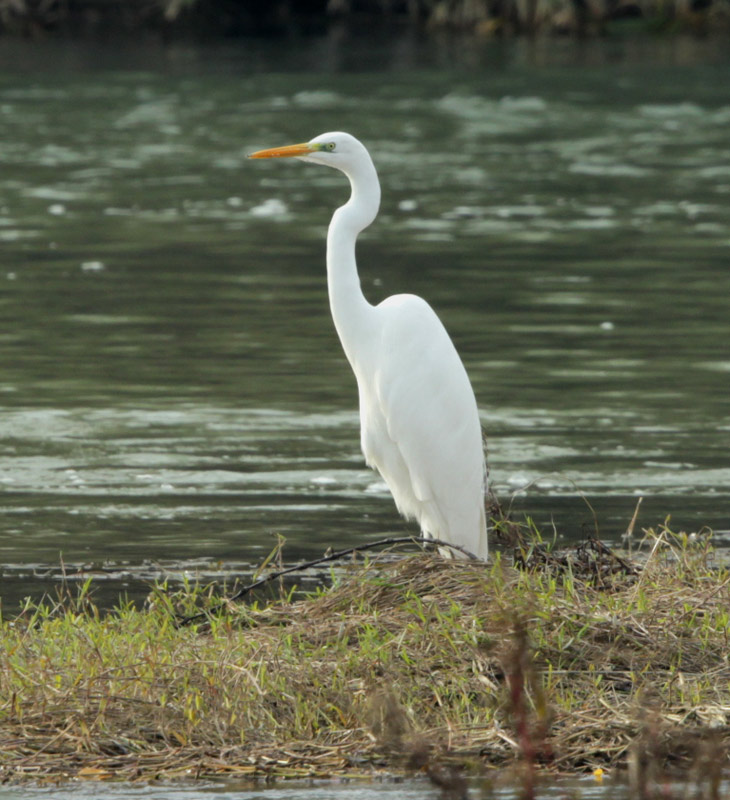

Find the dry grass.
[{"left": 1, "top": 524, "right": 729, "bottom": 792}]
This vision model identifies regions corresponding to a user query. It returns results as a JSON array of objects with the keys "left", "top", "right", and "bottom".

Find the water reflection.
[{"left": 0, "top": 37, "right": 729, "bottom": 607}]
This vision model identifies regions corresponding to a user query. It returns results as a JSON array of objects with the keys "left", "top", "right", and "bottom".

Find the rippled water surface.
[
  {"left": 0, "top": 775, "right": 620, "bottom": 800},
  {"left": 1, "top": 35, "right": 729, "bottom": 609}
]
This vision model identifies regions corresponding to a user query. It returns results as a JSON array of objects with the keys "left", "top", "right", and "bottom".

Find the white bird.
[{"left": 249, "top": 132, "right": 488, "bottom": 560}]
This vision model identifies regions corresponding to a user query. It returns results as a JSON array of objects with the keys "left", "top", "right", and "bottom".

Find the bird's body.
[
  {"left": 354, "top": 293, "right": 487, "bottom": 559},
  {"left": 250, "top": 132, "right": 488, "bottom": 560}
]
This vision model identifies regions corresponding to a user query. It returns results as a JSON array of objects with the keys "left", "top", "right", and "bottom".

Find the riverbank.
[
  {"left": 1, "top": 525, "right": 729, "bottom": 794},
  {"left": 0, "top": 0, "right": 728, "bottom": 37}
]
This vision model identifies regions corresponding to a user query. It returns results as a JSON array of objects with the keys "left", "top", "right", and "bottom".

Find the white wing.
[{"left": 356, "top": 293, "right": 488, "bottom": 559}]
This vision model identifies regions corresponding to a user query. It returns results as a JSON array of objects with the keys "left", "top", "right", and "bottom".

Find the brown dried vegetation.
[{"left": 1, "top": 524, "right": 729, "bottom": 790}]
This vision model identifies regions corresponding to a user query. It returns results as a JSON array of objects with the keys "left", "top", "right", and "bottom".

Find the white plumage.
[{"left": 250, "top": 132, "right": 488, "bottom": 560}]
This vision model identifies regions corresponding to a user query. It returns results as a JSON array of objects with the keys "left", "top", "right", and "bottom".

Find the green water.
[{"left": 0, "top": 35, "right": 729, "bottom": 609}]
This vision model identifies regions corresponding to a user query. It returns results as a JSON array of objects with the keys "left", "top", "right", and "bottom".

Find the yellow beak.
[{"left": 248, "top": 142, "right": 314, "bottom": 159}]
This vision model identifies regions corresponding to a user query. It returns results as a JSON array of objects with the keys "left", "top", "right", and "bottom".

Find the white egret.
[{"left": 249, "top": 132, "right": 488, "bottom": 560}]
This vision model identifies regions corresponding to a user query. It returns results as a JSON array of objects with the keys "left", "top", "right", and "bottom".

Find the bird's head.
[{"left": 248, "top": 131, "right": 370, "bottom": 173}]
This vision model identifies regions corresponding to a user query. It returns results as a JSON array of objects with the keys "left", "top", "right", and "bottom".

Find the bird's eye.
[{"left": 325, "top": 142, "right": 336, "bottom": 151}]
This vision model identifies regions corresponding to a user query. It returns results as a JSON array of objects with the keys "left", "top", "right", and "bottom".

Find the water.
[
  {"left": 0, "top": 774, "right": 700, "bottom": 799},
  {"left": 1, "top": 35, "right": 729, "bottom": 612},
  {"left": 0, "top": 774, "right": 728, "bottom": 799}
]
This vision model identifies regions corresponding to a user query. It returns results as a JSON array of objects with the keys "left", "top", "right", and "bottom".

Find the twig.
[
  {"left": 177, "top": 535, "right": 481, "bottom": 626},
  {"left": 587, "top": 538, "right": 638, "bottom": 576},
  {"left": 623, "top": 496, "right": 643, "bottom": 556}
]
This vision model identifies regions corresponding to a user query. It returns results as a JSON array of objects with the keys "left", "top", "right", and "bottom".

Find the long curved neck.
[{"left": 327, "top": 157, "right": 381, "bottom": 372}]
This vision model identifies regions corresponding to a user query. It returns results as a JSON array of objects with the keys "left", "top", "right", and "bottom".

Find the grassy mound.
[{"left": 1, "top": 526, "right": 729, "bottom": 792}]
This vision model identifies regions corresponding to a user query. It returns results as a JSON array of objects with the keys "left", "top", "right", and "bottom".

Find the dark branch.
[{"left": 177, "top": 535, "right": 482, "bottom": 626}]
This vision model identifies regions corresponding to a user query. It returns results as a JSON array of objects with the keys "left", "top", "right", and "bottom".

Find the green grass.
[{"left": 1, "top": 525, "right": 729, "bottom": 790}]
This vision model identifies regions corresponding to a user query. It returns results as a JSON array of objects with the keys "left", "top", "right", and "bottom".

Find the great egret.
[{"left": 249, "top": 132, "right": 488, "bottom": 560}]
